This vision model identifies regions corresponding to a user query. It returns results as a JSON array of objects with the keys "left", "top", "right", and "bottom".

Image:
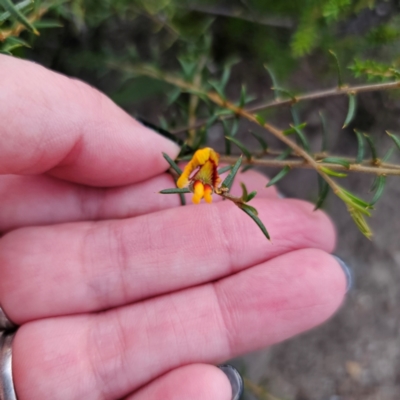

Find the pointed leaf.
[
  {"left": 363, "top": 133, "right": 378, "bottom": 163},
  {"left": 314, "top": 176, "right": 330, "bottom": 210},
  {"left": 283, "top": 122, "right": 307, "bottom": 135},
  {"left": 276, "top": 148, "right": 292, "bottom": 160},
  {"left": 266, "top": 165, "right": 291, "bottom": 187},
  {"left": 271, "top": 87, "right": 296, "bottom": 101},
  {"left": 225, "top": 136, "right": 252, "bottom": 161},
  {"left": 255, "top": 114, "right": 265, "bottom": 126},
  {"left": 220, "top": 66, "right": 231, "bottom": 90},
  {"left": 208, "top": 80, "right": 226, "bottom": 100},
  {"left": 343, "top": 93, "right": 357, "bottom": 128},
  {"left": 336, "top": 189, "right": 372, "bottom": 216},
  {"left": 32, "top": 19, "right": 63, "bottom": 29},
  {"left": 354, "top": 130, "right": 365, "bottom": 163},
  {"left": 240, "top": 182, "right": 248, "bottom": 201},
  {"left": 251, "top": 131, "right": 268, "bottom": 152},
  {"left": 387, "top": 131, "right": 400, "bottom": 152},
  {"left": 289, "top": 124, "right": 311, "bottom": 153},
  {"left": 222, "top": 156, "right": 243, "bottom": 190},
  {"left": 349, "top": 208, "right": 372, "bottom": 239},
  {"left": 0, "top": 0, "right": 31, "bottom": 22},
  {"left": 0, "top": 0, "right": 39, "bottom": 34},
  {"left": 321, "top": 157, "right": 350, "bottom": 168},
  {"left": 329, "top": 50, "right": 344, "bottom": 88},
  {"left": 320, "top": 166, "right": 347, "bottom": 178},
  {"left": 246, "top": 191, "right": 257, "bottom": 202},
  {"left": 160, "top": 188, "right": 191, "bottom": 194},
  {"left": 382, "top": 146, "right": 395, "bottom": 163},
  {"left": 239, "top": 204, "right": 270, "bottom": 240},
  {"left": 167, "top": 87, "right": 181, "bottom": 105},
  {"left": 239, "top": 85, "right": 247, "bottom": 108},
  {"left": 370, "top": 175, "right": 386, "bottom": 205},
  {"left": 339, "top": 188, "right": 372, "bottom": 209},
  {"left": 264, "top": 64, "right": 279, "bottom": 100},
  {"left": 319, "top": 111, "right": 329, "bottom": 152},
  {"left": 162, "top": 152, "right": 183, "bottom": 175},
  {"left": 218, "top": 165, "right": 232, "bottom": 175}
]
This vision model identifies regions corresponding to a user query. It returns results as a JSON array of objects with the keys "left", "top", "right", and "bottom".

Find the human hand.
[{"left": 0, "top": 55, "right": 347, "bottom": 400}]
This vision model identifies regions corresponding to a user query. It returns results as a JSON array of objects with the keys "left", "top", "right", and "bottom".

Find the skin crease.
[{"left": 0, "top": 54, "right": 347, "bottom": 400}]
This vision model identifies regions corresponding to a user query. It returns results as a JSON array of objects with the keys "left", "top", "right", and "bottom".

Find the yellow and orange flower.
[{"left": 177, "top": 147, "right": 221, "bottom": 204}]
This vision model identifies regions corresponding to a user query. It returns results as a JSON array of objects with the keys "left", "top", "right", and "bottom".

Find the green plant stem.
[{"left": 171, "top": 80, "right": 400, "bottom": 134}]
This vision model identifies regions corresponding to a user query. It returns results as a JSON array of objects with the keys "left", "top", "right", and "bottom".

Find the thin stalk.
[{"left": 171, "top": 80, "right": 400, "bottom": 134}]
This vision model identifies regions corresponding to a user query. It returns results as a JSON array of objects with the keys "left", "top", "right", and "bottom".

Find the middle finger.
[{"left": 0, "top": 198, "right": 335, "bottom": 323}]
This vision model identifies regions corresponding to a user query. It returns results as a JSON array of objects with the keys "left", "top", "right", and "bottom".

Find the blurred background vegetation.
[{"left": 3, "top": 0, "right": 400, "bottom": 399}]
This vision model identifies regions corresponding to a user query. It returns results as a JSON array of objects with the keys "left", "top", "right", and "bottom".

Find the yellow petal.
[
  {"left": 204, "top": 184, "right": 213, "bottom": 203},
  {"left": 192, "top": 181, "right": 204, "bottom": 204}
]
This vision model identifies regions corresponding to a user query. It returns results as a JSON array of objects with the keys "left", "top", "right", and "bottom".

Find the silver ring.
[
  {"left": 0, "top": 308, "right": 15, "bottom": 332},
  {"left": 0, "top": 332, "right": 17, "bottom": 400}
]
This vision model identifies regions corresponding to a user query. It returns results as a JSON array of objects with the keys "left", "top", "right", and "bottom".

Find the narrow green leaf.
[
  {"left": 264, "top": 64, "right": 279, "bottom": 100},
  {"left": 2, "top": 36, "right": 30, "bottom": 52},
  {"left": 160, "top": 188, "right": 191, "bottom": 194},
  {"left": 221, "top": 156, "right": 242, "bottom": 190},
  {"left": 178, "top": 58, "right": 197, "bottom": 80},
  {"left": 167, "top": 87, "right": 181, "bottom": 105},
  {"left": 329, "top": 50, "right": 344, "bottom": 88},
  {"left": 336, "top": 189, "right": 372, "bottom": 216},
  {"left": 339, "top": 188, "right": 372, "bottom": 209},
  {"left": 231, "top": 118, "right": 239, "bottom": 137},
  {"left": 0, "top": 0, "right": 39, "bottom": 34},
  {"left": 0, "top": 0, "right": 31, "bottom": 22},
  {"left": 321, "top": 157, "right": 350, "bottom": 168},
  {"left": 222, "top": 120, "right": 231, "bottom": 155},
  {"left": 349, "top": 208, "right": 372, "bottom": 239},
  {"left": 246, "top": 191, "right": 257, "bottom": 202},
  {"left": 162, "top": 152, "right": 182, "bottom": 175},
  {"left": 220, "top": 66, "right": 231, "bottom": 90},
  {"left": 218, "top": 165, "right": 232, "bottom": 175},
  {"left": 178, "top": 192, "right": 186, "bottom": 206},
  {"left": 239, "top": 85, "right": 246, "bottom": 108},
  {"left": 382, "top": 146, "right": 395, "bottom": 163},
  {"left": 319, "top": 111, "right": 329, "bottom": 152},
  {"left": 320, "top": 166, "right": 347, "bottom": 178},
  {"left": 0, "top": 50, "right": 12, "bottom": 55},
  {"left": 32, "top": 19, "right": 63, "bottom": 29},
  {"left": 387, "top": 131, "right": 400, "bottom": 152},
  {"left": 370, "top": 175, "right": 386, "bottom": 205},
  {"left": 255, "top": 114, "right": 265, "bottom": 126},
  {"left": 266, "top": 165, "right": 291, "bottom": 187},
  {"left": 192, "top": 128, "right": 208, "bottom": 151},
  {"left": 283, "top": 122, "right": 307, "bottom": 136},
  {"left": 314, "top": 176, "right": 330, "bottom": 210},
  {"left": 343, "top": 93, "right": 357, "bottom": 128},
  {"left": 289, "top": 124, "right": 311, "bottom": 153},
  {"left": 363, "top": 133, "right": 378, "bottom": 163},
  {"left": 239, "top": 204, "right": 270, "bottom": 240},
  {"left": 240, "top": 182, "right": 248, "bottom": 201},
  {"left": 354, "top": 130, "right": 365, "bottom": 163},
  {"left": 225, "top": 136, "right": 252, "bottom": 161},
  {"left": 271, "top": 87, "right": 296, "bottom": 101},
  {"left": 251, "top": 131, "right": 268, "bottom": 152},
  {"left": 276, "top": 148, "right": 292, "bottom": 160},
  {"left": 209, "top": 80, "right": 226, "bottom": 100}
]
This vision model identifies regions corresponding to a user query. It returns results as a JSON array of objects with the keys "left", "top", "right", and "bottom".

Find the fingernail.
[
  {"left": 218, "top": 364, "right": 243, "bottom": 400},
  {"left": 333, "top": 255, "right": 353, "bottom": 292}
]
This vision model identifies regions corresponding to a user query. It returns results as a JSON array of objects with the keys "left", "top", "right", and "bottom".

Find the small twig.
[
  {"left": 218, "top": 155, "right": 400, "bottom": 176},
  {"left": 171, "top": 80, "right": 400, "bottom": 134}
]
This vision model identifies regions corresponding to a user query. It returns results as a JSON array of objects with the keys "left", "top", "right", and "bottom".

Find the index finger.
[{"left": 0, "top": 55, "right": 179, "bottom": 186}]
